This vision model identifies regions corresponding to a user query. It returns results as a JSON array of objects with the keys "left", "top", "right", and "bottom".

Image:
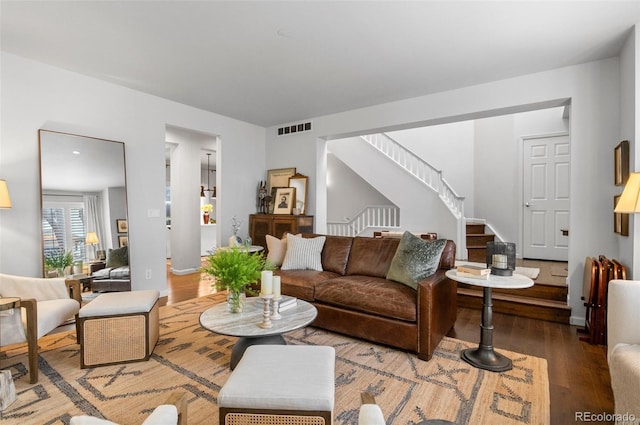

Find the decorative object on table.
[
  {"left": 485, "top": 241, "right": 516, "bottom": 276},
  {"left": 201, "top": 246, "right": 269, "bottom": 313},
  {"left": 228, "top": 216, "right": 243, "bottom": 247},
  {"left": 257, "top": 180, "right": 268, "bottom": 214},
  {"left": 614, "top": 140, "right": 629, "bottom": 186},
  {"left": 116, "top": 219, "right": 128, "bottom": 233},
  {"left": 271, "top": 275, "right": 282, "bottom": 320},
  {"left": 273, "top": 187, "right": 296, "bottom": 215},
  {"left": 201, "top": 203, "right": 213, "bottom": 224},
  {"left": 44, "top": 248, "right": 74, "bottom": 277}
]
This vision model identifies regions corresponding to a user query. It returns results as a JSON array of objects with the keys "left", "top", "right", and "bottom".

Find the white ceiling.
[{"left": 2, "top": 1, "right": 640, "bottom": 128}]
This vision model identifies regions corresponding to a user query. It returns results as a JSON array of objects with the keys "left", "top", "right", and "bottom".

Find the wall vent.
[{"left": 277, "top": 121, "right": 312, "bottom": 136}]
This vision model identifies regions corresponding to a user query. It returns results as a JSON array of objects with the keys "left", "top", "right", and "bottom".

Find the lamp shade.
[
  {"left": 85, "top": 232, "right": 99, "bottom": 245},
  {"left": 615, "top": 172, "right": 640, "bottom": 213},
  {"left": 0, "top": 179, "right": 11, "bottom": 209}
]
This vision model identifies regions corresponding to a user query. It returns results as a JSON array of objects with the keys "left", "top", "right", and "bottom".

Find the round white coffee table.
[
  {"left": 446, "top": 269, "right": 533, "bottom": 372},
  {"left": 199, "top": 297, "right": 317, "bottom": 369}
]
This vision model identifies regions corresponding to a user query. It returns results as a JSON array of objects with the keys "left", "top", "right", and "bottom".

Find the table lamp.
[
  {"left": 86, "top": 232, "right": 99, "bottom": 260},
  {"left": 615, "top": 172, "right": 640, "bottom": 213},
  {"left": 0, "top": 179, "right": 11, "bottom": 209}
]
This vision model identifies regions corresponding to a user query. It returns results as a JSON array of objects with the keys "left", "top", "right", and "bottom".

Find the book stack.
[
  {"left": 456, "top": 264, "right": 491, "bottom": 279},
  {"left": 276, "top": 295, "right": 298, "bottom": 312}
]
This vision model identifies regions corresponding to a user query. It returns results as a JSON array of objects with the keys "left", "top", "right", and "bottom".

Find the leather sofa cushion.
[
  {"left": 320, "top": 235, "right": 353, "bottom": 275},
  {"left": 345, "top": 237, "right": 400, "bottom": 278},
  {"left": 314, "top": 275, "right": 417, "bottom": 322},
  {"left": 277, "top": 270, "right": 340, "bottom": 301}
]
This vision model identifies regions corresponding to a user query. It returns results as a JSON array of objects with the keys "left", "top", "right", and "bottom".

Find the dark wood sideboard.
[{"left": 249, "top": 214, "right": 314, "bottom": 254}]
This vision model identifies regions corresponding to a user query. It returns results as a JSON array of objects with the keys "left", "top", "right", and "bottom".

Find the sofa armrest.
[
  {"left": 415, "top": 270, "right": 457, "bottom": 360},
  {"left": 607, "top": 279, "right": 640, "bottom": 361}
]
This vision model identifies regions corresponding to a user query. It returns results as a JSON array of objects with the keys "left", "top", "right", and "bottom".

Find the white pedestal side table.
[{"left": 446, "top": 269, "right": 533, "bottom": 372}]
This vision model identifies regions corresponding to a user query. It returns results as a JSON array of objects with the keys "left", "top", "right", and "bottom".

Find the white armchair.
[
  {"left": 0, "top": 273, "right": 81, "bottom": 383},
  {"left": 359, "top": 393, "right": 386, "bottom": 425},
  {"left": 607, "top": 279, "right": 640, "bottom": 422},
  {"left": 70, "top": 391, "right": 188, "bottom": 425}
]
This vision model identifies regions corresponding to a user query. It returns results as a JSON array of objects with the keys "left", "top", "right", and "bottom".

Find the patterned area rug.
[{"left": 0, "top": 295, "right": 549, "bottom": 424}]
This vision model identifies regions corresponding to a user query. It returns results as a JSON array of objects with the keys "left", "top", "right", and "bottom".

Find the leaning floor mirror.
[{"left": 38, "top": 130, "right": 129, "bottom": 279}]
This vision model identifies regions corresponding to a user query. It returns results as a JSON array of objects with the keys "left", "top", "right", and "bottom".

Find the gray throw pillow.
[{"left": 386, "top": 232, "right": 447, "bottom": 289}]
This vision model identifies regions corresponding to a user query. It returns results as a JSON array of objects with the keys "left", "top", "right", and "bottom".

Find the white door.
[{"left": 523, "top": 135, "right": 570, "bottom": 261}]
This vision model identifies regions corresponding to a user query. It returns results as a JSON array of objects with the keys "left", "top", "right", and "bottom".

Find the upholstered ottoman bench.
[
  {"left": 78, "top": 290, "right": 160, "bottom": 368},
  {"left": 218, "top": 345, "right": 335, "bottom": 425}
]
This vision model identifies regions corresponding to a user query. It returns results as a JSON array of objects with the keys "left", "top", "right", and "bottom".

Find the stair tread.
[
  {"left": 466, "top": 233, "right": 494, "bottom": 237},
  {"left": 457, "top": 287, "right": 571, "bottom": 309}
]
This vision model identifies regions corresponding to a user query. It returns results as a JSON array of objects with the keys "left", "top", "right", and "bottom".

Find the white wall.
[
  {"left": 326, "top": 152, "right": 391, "bottom": 223},
  {"left": 387, "top": 121, "right": 475, "bottom": 217},
  {"left": 266, "top": 57, "right": 622, "bottom": 325},
  {"left": 0, "top": 52, "right": 265, "bottom": 295},
  {"left": 618, "top": 26, "right": 638, "bottom": 276}
]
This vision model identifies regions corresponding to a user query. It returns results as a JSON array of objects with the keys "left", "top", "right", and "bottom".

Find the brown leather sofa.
[{"left": 276, "top": 234, "right": 457, "bottom": 361}]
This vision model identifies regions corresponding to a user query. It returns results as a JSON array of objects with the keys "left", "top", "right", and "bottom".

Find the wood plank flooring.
[{"left": 163, "top": 266, "right": 614, "bottom": 425}]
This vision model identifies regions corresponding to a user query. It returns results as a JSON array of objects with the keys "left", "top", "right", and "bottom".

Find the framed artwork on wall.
[
  {"left": 614, "top": 194, "right": 629, "bottom": 236},
  {"left": 614, "top": 140, "right": 629, "bottom": 186},
  {"left": 118, "top": 235, "right": 129, "bottom": 247},
  {"left": 266, "top": 167, "right": 296, "bottom": 194},
  {"left": 116, "top": 219, "right": 128, "bottom": 233}
]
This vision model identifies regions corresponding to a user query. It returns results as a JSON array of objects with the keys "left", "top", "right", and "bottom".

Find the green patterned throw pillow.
[
  {"left": 106, "top": 246, "right": 129, "bottom": 268},
  {"left": 386, "top": 232, "right": 447, "bottom": 289}
]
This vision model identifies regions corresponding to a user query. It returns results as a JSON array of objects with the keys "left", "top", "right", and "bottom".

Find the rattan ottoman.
[
  {"left": 78, "top": 290, "right": 160, "bottom": 368},
  {"left": 218, "top": 345, "right": 335, "bottom": 425}
]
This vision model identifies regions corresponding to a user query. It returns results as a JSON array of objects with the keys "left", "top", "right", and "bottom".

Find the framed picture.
[
  {"left": 266, "top": 167, "right": 296, "bottom": 194},
  {"left": 614, "top": 194, "right": 629, "bottom": 236},
  {"left": 614, "top": 140, "right": 629, "bottom": 186},
  {"left": 118, "top": 235, "right": 129, "bottom": 247},
  {"left": 273, "top": 187, "right": 296, "bottom": 215},
  {"left": 116, "top": 219, "right": 128, "bottom": 233}
]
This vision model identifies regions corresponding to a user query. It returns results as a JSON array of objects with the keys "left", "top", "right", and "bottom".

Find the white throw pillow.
[
  {"left": 281, "top": 235, "right": 326, "bottom": 271},
  {"left": 265, "top": 233, "right": 300, "bottom": 267}
]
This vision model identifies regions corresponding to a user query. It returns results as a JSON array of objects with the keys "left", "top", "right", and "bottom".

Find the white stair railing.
[
  {"left": 327, "top": 205, "right": 400, "bottom": 237},
  {"left": 361, "top": 133, "right": 467, "bottom": 256}
]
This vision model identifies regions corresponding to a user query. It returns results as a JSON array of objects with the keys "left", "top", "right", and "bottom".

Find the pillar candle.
[
  {"left": 261, "top": 270, "right": 273, "bottom": 295},
  {"left": 273, "top": 276, "right": 281, "bottom": 298},
  {"left": 492, "top": 254, "right": 508, "bottom": 269}
]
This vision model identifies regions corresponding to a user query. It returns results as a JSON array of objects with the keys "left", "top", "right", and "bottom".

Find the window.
[{"left": 42, "top": 200, "right": 86, "bottom": 261}]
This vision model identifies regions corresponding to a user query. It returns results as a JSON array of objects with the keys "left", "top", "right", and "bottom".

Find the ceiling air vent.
[{"left": 277, "top": 121, "right": 312, "bottom": 136}]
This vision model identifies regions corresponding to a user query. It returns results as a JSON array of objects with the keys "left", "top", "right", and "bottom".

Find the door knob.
[{"left": 525, "top": 202, "right": 532, "bottom": 207}]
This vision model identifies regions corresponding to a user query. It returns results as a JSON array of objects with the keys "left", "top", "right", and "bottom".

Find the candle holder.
[
  {"left": 271, "top": 296, "right": 282, "bottom": 320},
  {"left": 258, "top": 293, "right": 274, "bottom": 328},
  {"left": 486, "top": 241, "right": 516, "bottom": 276}
]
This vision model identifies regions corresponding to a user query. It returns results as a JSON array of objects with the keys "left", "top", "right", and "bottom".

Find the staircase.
[
  {"left": 465, "top": 222, "right": 494, "bottom": 262},
  {"left": 458, "top": 222, "right": 571, "bottom": 323},
  {"left": 456, "top": 279, "right": 571, "bottom": 324}
]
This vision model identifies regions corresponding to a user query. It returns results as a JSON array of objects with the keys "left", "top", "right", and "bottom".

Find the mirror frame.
[
  {"left": 288, "top": 173, "right": 308, "bottom": 215},
  {"left": 38, "top": 129, "right": 128, "bottom": 278}
]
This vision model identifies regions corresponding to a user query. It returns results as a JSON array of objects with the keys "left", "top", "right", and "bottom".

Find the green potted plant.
[
  {"left": 44, "top": 249, "right": 74, "bottom": 277},
  {"left": 202, "top": 247, "right": 273, "bottom": 313}
]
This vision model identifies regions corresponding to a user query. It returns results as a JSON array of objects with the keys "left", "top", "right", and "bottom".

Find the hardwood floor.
[{"left": 163, "top": 267, "right": 615, "bottom": 425}]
